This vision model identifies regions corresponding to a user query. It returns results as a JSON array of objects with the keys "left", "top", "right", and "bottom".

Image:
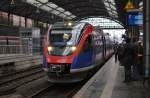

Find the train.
[{"left": 42, "top": 22, "right": 113, "bottom": 83}]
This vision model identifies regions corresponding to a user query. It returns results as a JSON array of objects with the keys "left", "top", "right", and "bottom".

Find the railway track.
[
  {"left": 22, "top": 60, "right": 109, "bottom": 98},
  {"left": 29, "top": 81, "right": 86, "bottom": 98},
  {"left": 0, "top": 55, "right": 111, "bottom": 97},
  {"left": 28, "top": 84, "right": 55, "bottom": 98},
  {"left": 0, "top": 65, "right": 40, "bottom": 78},
  {"left": 0, "top": 67, "right": 42, "bottom": 85},
  {"left": 0, "top": 65, "right": 44, "bottom": 95}
]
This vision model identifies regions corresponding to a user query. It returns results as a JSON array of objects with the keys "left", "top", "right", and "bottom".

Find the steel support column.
[{"left": 143, "top": 0, "right": 150, "bottom": 77}]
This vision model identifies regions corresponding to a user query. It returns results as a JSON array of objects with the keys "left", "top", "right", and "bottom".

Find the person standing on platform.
[
  {"left": 115, "top": 43, "right": 125, "bottom": 65},
  {"left": 121, "top": 38, "right": 136, "bottom": 82},
  {"left": 114, "top": 43, "right": 119, "bottom": 62},
  {"left": 134, "top": 41, "right": 144, "bottom": 80}
]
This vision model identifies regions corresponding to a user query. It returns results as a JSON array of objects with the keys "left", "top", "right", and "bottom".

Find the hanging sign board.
[{"left": 127, "top": 10, "right": 143, "bottom": 26}]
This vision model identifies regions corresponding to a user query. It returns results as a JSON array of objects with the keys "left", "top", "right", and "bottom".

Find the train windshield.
[
  {"left": 49, "top": 23, "right": 86, "bottom": 46},
  {"left": 49, "top": 30, "right": 74, "bottom": 46},
  {"left": 48, "top": 23, "right": 86, "bottom": 56},
  {"left": 48, "top": 30, "right": 76, "bottom": 56}
]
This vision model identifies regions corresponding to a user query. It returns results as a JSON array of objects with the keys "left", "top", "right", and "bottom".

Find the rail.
[{"left": 0, "top": 45, "right": 41, "bottom": 55}]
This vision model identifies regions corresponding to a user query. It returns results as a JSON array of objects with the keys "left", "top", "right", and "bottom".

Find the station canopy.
[
  {"left": 0, "top": 0, "right": 128, "bottom": 24},
  {"left": 80, "top": 17, "right": 125, "bottom": 43},
  {"left": 80, "top": 17, "right": 124, "bottom": 29},
  {"left": 50, "top": 0, "right": 122, "bottom": 21}
]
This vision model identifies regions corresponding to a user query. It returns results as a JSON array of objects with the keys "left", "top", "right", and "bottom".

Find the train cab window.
[{"left": 49, "top": 33, "right": 72, "bottom": 43}]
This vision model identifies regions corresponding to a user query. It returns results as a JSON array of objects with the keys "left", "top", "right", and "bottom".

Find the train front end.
[{"left": 43, "top": 22, "right": 93, "bottom": 83}]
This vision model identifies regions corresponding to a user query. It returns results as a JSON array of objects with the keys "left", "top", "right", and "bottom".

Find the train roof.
[
  {"left": 49, "top": 22, "right": 92, "bottom": 45},
  {"left": 51, "top": 22, "right": 90, "bottom": 30}
]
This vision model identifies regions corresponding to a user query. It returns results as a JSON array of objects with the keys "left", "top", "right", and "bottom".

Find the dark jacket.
[
  {"left": 121, "top": 43, "right": 136, "bottom": 67},
  {"left": 115, "top": 44, "right": 126, "bottom": 64}
]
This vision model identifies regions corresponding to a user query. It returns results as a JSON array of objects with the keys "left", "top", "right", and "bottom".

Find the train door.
[
  {"left": 94, "top": 35, "right": 104, "bottom": 65},
  {"left": 102, "top": 36, "right": 106, "bottom": 59},
  {"left": 75, "top": 35, "right": 94, "bottom": 68}
]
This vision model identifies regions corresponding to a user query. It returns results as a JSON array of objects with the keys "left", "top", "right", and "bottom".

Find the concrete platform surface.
[{"left": 73, "top": 56, "right": 150, "bottom": 98}]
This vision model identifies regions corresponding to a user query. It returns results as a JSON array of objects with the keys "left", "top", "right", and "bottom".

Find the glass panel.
[
  {"left": 0, "top": 11, "right": 8, "bottom": 24},
  {"left": 2, "top": 12, "right": 8, "bottom": 20},
  {"left": 64, "top": 11, "right": 71, "bottom": 16},
  {"left": 110, "top": 4, "right": 116, "bottom": 10},
  {"left": 66, "top": 17, "right": 72, "bottom": 19},
  {"left": 21, "top": 17, "right": 25, "bottom": 27},
  {"left": 112, "top": 11, "right": 117, "bottom": 15},
  {"left": 47, "top": 3, "right": 58, "bottom": 8},
  {"left": 13, "top": 15, "right": 20, "bottom": 26},
  {"left": 50, "top": 33, "right": 72, "bottom": 43},
  {"left": 41, "top": 5, "right": 52, "bottom": 11},
  {"left": 56, "top": 7, "right": 65, "bottom": 12},
  {"left": 27, "top": 18, "right": 33, "bottom": 27},
  {"left": 139, "top": 2, "right": 143, "bottom": 6},
  {"left": 104, "top": 2, "right": 110, "bottom": 7},
  {"left": 26, "top": 0, "right": 38, "bottom": 4},
  {"left": 80, "top": 17, "right": 123, "bottom": 27},
  {"left": 33, "top": 3, "right": 42, "bottom": 7},
  {"left": 71, "top": 15, "right": 76, "bottom": 18},
  {"left": 59, "top": 13, "right": 66, "bottom": 18},
  {"left": 107, "top": 0, "right": 114, "bottom": 2},
  {"left": 111, "top": 2, "right": 116, "bottom": 5},
  {"left": 37, "top": 0, "right": 48, "bottom": 3},
  {"left": 51, "top": 10, "right": 60, "bottom": 15},
  {"left": 105, "top": 5, "right": 110, "bottom": 9},
  {"left": 114, "top": 15, "right": 118, "bottom": 18},
  {"left": 108, "top": 11, "right": 113, "bottom": 15},
  {"left": 106, "top": 7, "right": 111, "bottom": 11},
  {"left": 43, "top": 23, "right": 47, "bottom": 28}
]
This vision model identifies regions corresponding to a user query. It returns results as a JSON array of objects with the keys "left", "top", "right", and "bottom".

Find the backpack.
[{"left": 117, "top": 45, "right": 125, "bottom": 61}]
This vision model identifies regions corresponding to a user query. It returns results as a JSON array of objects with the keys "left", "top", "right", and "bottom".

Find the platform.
[{"left": 73, "top": 55, "right": 150, "bottom": 98}]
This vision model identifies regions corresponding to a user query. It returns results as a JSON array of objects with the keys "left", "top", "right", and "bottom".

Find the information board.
[{"left": 128, "top": 12, "right": 143, "bottom": 25}]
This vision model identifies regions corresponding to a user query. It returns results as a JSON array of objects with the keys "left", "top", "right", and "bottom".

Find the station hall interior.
[{"left": 0, "top": 0, "right": 150, "bottom": 98}]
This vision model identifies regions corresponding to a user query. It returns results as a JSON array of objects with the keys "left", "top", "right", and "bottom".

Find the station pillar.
[{"left": 143, "top": 0, "right": 150, "bottom": 77}]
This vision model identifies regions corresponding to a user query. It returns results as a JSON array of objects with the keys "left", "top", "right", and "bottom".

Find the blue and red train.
[{"left": 43, "top": 22, "right": 113, "bottom": 83}]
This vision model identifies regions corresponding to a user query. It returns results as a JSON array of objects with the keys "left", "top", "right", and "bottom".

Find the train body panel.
[{"left": 43, "top": 22, "right": 113, "bottom": 83}]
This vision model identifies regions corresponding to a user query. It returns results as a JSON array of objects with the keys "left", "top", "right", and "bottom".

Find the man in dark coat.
[
  {"left": 121, "top": 38, "right": 136, "bottom": 82},
  {"left": 135, "top": 41, "right": 144, "bottom": 79},
  {"left": 115, "top": 43, "right": 125, "bottom": 64}
]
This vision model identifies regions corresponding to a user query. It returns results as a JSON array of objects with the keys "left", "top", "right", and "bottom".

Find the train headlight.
[
  {"left": 71, "top": 46, "right": 77, "bottom": 52},
  {"left": 47, "top": 46, "right": 53, "bottom": 52}
]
